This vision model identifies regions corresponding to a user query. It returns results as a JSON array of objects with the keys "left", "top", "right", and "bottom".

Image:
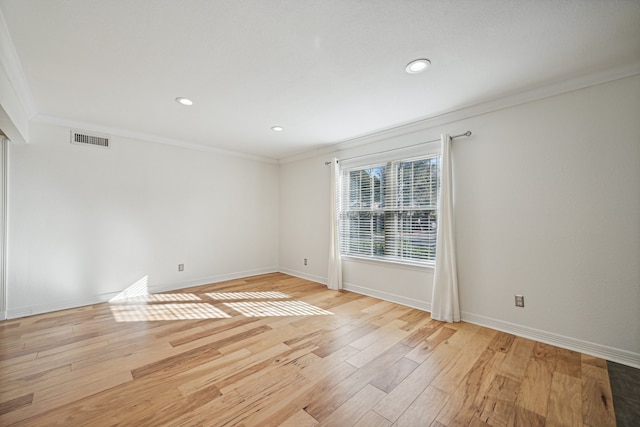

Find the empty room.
[{"left": 0, "top": 1, "right": 639, "bottom": 426}]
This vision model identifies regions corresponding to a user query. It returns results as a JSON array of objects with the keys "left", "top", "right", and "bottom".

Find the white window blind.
[{"left": 339, "top": 154, "right": 440, "bottom": 265}]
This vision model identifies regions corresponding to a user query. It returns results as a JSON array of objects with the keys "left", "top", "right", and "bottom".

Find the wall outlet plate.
[
  {"left": 178, "top": 264, "right": 184, "bottom": 272},
  {"left": 515, "top": 295, "right": 524, "bottom": 307}
]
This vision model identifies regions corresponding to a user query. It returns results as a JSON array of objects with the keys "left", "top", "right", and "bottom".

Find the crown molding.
[
  {"left": 32, "top": 114, "right": 278, "bottom": 164},
  {"left": 278, "top": 62, "right": 640, "bottom": 165},
  {"left": 4, "top": 0, "right": 637, "bottom": 166},
  {"left": 0, "top": 104, "right": 25, "bottom": 144},
  {"left": 0, "top": 8, "right": 37, "bottom": 120}
]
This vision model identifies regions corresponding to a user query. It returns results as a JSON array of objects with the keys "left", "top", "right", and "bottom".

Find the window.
[{"left": 339, "top": 154, "right": 440, "bottom": 265}]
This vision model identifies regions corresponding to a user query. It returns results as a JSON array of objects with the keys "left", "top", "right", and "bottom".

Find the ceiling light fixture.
[
  {"left": 175, "top": 97, "right": 193, "bottom": 106},
  {"left": 271, "top": 126, "right": 284, "bottom": 132},
  {"left": 405, "top": 58, "right": 431, "bottom": 74}
]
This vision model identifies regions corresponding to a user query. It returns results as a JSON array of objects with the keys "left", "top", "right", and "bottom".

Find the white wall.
[
  {"left": 7, "top": 121, "right": 279, "bottom": 317},
  {"left": 279, "top": 74, "right": 640, "bottom": 366},
  {"left": 279, "top": 155, "right": 331, "bottom": 283},
  {"left": 5, "top": 74, "right": 639, "bottom": 366}
]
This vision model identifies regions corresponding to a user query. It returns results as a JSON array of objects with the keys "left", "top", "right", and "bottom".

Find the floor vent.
[{"left": 71, "top": 130, "right": 110, "bottom": 148}]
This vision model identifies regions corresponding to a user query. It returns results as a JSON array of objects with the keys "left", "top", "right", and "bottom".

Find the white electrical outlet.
[
  {"left": 304, "top": 258, "right": 307, "bottom": 266},
  {"left": 178, "top": 264, "right": 184, "bottom": 272},
  {"left": 515, "top": 295, "right": 524, "bottom": 307}
]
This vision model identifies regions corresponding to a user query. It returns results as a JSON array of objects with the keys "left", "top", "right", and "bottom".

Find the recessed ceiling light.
[
  {"left": 271, "top": 126, "right": 284, "bottom": 132},
  {"left": 405, "top": 59, "right": 431, "bottom": 74},
  {"left": 175, "top": 97, "right": 193, "bottom": 106}
]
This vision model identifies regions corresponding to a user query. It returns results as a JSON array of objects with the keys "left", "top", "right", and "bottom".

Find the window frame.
[{"left": 337, "top": 143, "right": 441, "bottom": 268}]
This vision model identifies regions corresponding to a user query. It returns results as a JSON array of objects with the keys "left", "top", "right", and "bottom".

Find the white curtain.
[
  {"left": 0, "top": 137, "right": 6, "bottom": 320},
  {"left": 327, "top": 157, "right": 342, "bottom": 290},
  {"left": 431, "top": 134, "right": 460, "bottom": 322}
]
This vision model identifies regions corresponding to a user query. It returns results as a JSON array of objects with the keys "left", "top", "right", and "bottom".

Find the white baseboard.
[
  {"left": 148, "top": 267, "right": 279, "bottom": 293},
  {"left": 343, "top": 282, "right": 431, "bottom": 312},
  {"left": 277, "top": 267, "right": 328, "bottom": 286},
  {"left": 7, "top": 294, "right": 118, "bottom": 319},
  {"left": 330, "top": 280, "right": 640, "bottom": 369},
  {"left": 7, "top": 269, "right": 639, "bottom": 369},
  {"left": 461, "top": 312, "right": 640, "bottom": 369},
  {"left": 6, "top": 267, "right": 279, "bottom": 320}
]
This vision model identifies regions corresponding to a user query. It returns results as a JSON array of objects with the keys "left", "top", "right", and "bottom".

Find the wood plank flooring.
[{"left": 0, "top": 273, "right": 618, "bottom": 426}]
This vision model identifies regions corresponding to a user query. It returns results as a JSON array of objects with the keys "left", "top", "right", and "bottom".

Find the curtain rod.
[{"left": 324, "top": 131, "right": 472, "bottom": 165}]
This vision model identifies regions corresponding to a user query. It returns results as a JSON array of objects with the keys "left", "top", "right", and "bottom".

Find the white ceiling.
[{"left": 1, "top": 0, "right": 639, "bottom": 160}]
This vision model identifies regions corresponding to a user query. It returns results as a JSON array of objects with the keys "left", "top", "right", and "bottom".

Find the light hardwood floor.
[{"left": 0, "top": 273, "right": 616, "bottom": 426}]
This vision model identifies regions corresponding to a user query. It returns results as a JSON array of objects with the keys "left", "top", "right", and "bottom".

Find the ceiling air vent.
[{"left": 70, "top": 130, "right": 110, "bottom": 148}]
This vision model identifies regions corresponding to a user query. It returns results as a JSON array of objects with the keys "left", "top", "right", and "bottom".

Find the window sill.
[{"left": 341, "top": 255, "right": 435, "bottom": 272}]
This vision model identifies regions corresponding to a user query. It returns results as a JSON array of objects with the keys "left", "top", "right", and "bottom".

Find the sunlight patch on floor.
[
  {"left": 205, "top": 291, "right": 291, "bottom": 300},
  {"left": 223, "top": 300, "right": 333, "bottom": 317},
  {"left": 109, "top": 286, "right": 332, "bottom": 322},
  {"left": 110, "top": 275, "right": 149, "bottom": 302},
  {"left": 110, "top": 303, "right": 231, "bottom": 322},
  {"left": 114, "top": 293, "right": 202, "bottom": 303}
]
